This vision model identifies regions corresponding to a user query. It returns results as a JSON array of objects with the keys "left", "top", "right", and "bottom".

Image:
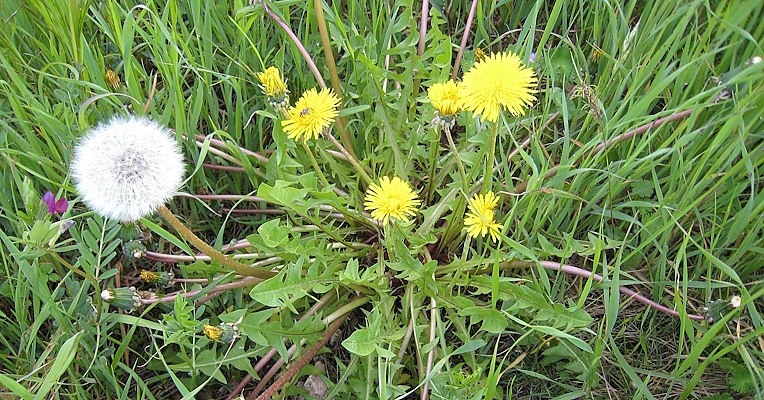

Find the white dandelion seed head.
[{"left": 72, "top": 116, "right": 185, "bottom": 222}]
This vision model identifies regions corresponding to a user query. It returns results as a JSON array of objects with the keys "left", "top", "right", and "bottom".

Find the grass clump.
[{"left": 0, "top": 0, "right": 763, "bottom": 399}]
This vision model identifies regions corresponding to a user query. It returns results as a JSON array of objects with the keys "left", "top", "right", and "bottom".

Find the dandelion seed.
[
  {"left": 464, "top": 192, "right": 504, "bottom": 242},
  {"left": 460, "top": 51, "right": 537, "bottom": 123},
  {"left": 364, "top": 176, "right": 421, "bottom": 226},
  {"left": 257, "top": 66, "right": 289, "bottom": 109},
  {"left": 71, "top": 116, "right": 185, "bottom": 222},
  {"left": 281, "top": 88, "right": 341, "bottom": 143}
]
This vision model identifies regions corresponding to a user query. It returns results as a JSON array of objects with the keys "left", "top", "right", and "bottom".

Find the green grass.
[{"left": 1, "top": 0, "right": 763, "bottom": 398}]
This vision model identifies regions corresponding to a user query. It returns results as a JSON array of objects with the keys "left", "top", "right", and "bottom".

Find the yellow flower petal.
[
  {"left": 364, "top": 176, "right": 421, "bottom": 226},
  {"left": 258, "top": 66, "right": 289, "bottom": 108},
  {"left": 428, "top": 80, "right": 462, "bottom": 117},
  {"left": 281, "top": 88, "right": 341, "bottom": 142},
  {"left": 464, "top": 192, "right": 504, "bottom": 242},
  {"left": 460, "top": 51, "right": 537, "bottom": 123}
]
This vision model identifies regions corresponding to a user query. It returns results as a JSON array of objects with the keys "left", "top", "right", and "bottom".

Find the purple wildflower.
[
  {"left": 43, "top": 191, "right": 69, "bottom": 215},
  {"left": 529, "top": 52, "right": 536, "bottom": 63}
]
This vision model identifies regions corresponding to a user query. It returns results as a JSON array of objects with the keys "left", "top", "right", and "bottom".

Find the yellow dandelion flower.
[
  {"left": 364, "top": 176, "right": 421, "bottom": 226},
  {"left": 464, "top": 192, "right": 504, "bottom": 242},
  {"left": 460, "top": 51, "right": 537, "bottom": 123},
  {"left": 257, "top": 66, "right": 289, "bottom": 108},
  {"left": 428, "top": 80, "right": 462, "bottom": 118},
  {"left": 281, "top": 88, "right": 341, "bottom": 142}
]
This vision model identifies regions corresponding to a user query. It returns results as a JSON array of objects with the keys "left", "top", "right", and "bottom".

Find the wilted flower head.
[
  {"left": 257, "top": 66, "right": 289, "bottom": 109},
  {"left": 464, "top": 192, "right": 504, "bottom": 242},
  {"left": 428, "top": 80, "right": 461, "bottom": 129},
  {"left": 71, "top": 116, "right": 185, "bottom": 222},
  {"left": 475, "top": 47, "right": 486, "bottom": 63},
  {"left": 281, "top": 88, "right": 341, "bottom": 143},
  {"left": 43, "top": 191, "right": 68, "bottom": 215},
  {"left": 203, "top": 323, "right": 236, "bottom": 343},
  {"left": 140, "top": 269, "right": 174, "bottom": 287},
  {"left": 105, "top": 69, "right": 121, "bottom": 89},
  {"left": 364, "top": 176, "right": 421, "bottom": 226},
  {"left": 460, "top": 51, "right": 537, "bottom": 122}
]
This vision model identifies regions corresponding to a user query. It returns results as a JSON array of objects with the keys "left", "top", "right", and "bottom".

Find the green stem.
[
  {"left": 445, "top": 127, "right": 468, "bottom": 195},
  {"left": 323, "top": 129, "right": 374, "bottom": 185},
  {"left": 481, "top": 123, "right": 499, "bottom": 194},
  {"left": 425, "top": 128, "right": 440, "bottom": 204},
  {"left": 302, "top": 140, "right": 330, "bottom": 187},
  {"left": 312, "top": 0, "right": 356, "bottom": 159},
  {"left": 156, "top": 205, "right": 276, "bottom": 280}
]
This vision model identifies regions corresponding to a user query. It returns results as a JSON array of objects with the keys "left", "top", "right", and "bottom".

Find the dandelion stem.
[
  {"left": 141, "top": 276, "right": 261, "bottom": 304},
  {"left": 258, "top": 0, "right": 326, "bottom": 88},
  {"left": 425, "top": 128, "right": 440, "bottom": 204},
  {"left": 312, "top": 0, "right": 356, "bottom": 159},
  {"left": 451, "top": 0, "right": 480, "bottom": 80},
  {"left": 302, "top": 140, "right": 330, "bottom": 187},
  {"left": 156, "top": 204, "right": 277, "bottom": 280},
  {"left": 481, "top": 123, "right": 499, "bottom": 193},
  {"left": 253, "top": 295, "right": 368, "bottom": 400},
  {"left": 323, "top": 129, "right": 374, "bottom": 185},
  {"left": 445, "top": 127, "right": 469, "bottom": 195}
]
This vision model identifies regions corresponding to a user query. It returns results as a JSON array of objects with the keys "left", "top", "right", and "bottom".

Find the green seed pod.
[
  {"left": 123, "top": 240, "right": 147, "bottom": 261},
  {"left": 101, "top": 287, "right": 142, "bottom": 312}
]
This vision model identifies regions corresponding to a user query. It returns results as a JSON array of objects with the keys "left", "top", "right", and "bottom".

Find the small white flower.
[
  {"left": 72, "top": 116, "right": 185, "bottom": 222},
  {"left": 729, "top": 295, "right": 742, "bottom": 309}
]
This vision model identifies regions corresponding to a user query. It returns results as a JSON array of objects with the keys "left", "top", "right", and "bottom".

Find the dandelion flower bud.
[
  {"left": 729, "top": 295, "right": 742, "bottom": 309},
  {"left": 101, "top": 287, "right": 142, "bottom": 312},
  {"left": 257, "top": 66, "right": 289, "bottom": 109},
  {"left": 71, "top": 116, "right": 186, "bottom": 222},
  {"left": 428, "top": 80, "right": 462, "bottom": 130}
]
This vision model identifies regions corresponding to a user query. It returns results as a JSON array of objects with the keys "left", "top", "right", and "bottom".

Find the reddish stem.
[{"left": 514, "top": 109, "right": 693, "bottom": 193}]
